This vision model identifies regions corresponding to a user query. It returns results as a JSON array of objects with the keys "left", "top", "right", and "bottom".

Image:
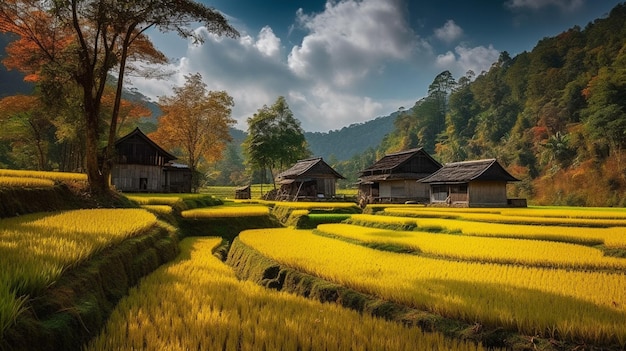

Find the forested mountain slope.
[
  {"left": 369, "top": 3, "right": 626, "bottom": 206},
  {"left": 305, "top": 112, "right": 397, "bottom": 161}
]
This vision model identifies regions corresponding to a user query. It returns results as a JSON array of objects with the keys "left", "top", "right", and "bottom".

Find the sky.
[{"left": 129, "top": 0, "right": 623, "bottom": 132}]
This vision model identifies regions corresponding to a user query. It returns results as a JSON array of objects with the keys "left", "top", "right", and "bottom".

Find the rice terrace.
[{"left": 0, "top": 170, "right": 624, "bottom": 351}]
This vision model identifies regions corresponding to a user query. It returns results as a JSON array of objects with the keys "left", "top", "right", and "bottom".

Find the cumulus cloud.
[
  {"left": 435, "top": 44, "right": 500, "bottom": 77},
  {"left": 434, "top": 20, "right": 463, "bottom": 43},
  {"left": 287, "top": 0, "right": 425, "bottom": 87},
  {"left": 130, "top": 0, "right": 442, "bottom": 132},
  {"left": 505, "top": 0, "right": 584, "bottom": 12}
]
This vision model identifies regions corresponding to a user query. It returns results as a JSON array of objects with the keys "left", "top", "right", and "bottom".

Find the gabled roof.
[
  {"left": 361, "top": 148, "right": 440, "bottom": 173},
  {"left": 115, "top": 127, "right": 177, "bottom": 161},
  {"left": 276, "top": 157, "right": 345, "bottom": 183},
  {"left": 419, "top": 159, "right": 519, "bottom": 184}
]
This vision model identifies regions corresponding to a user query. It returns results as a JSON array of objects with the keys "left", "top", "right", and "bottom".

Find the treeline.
[{"left": 336, "top": 3, "right": 626, "bottom": 206}]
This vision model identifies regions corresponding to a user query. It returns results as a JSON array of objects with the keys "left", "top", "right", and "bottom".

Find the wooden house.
[
  {"left": 235, "top": 185, "right": 251, "bottom": 199},
  {"left": 356, "top": 148, "right": 442, "bottom": 205},
  {"left": 418, "top": 158, "right": 521, "bottom": 207},
  {"left": 275, "top": 157, "right": 345, "bottom": 201},
  {"left": 110, "top": 128, "right": 192, "bottom": 193}
]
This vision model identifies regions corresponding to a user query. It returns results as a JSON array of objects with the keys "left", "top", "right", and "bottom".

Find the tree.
[
  {"left": 0, "top": 95, "right": 54, "bottom": 170},
  {"left": 243, "top": 96, "right": 310, "bottom": 189},
  {"left": 582, "top": 66, "right": 626, "bottom": 157},
  {"left": 0, "top": 0, "right": 238, "bottom": 194},
  {"left": 150, "top": 73, "right": 235, "bottom": 192}
]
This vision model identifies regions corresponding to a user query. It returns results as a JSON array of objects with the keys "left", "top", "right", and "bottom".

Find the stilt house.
[
  {"left": 356, "top": 148, "right": 442, "bottom": 205},
  {"left": 110, "top": 128, "right": 192, "bottom": 193},
  {"left": 275, "top": 157, "right": 345, "bottom": 201},
  {"left": 418, "top": 158, "right": 521, "bottom": 207}
]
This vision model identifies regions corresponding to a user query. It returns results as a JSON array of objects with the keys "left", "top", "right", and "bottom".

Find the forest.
[{"left": 333, "top": 3, "right": 626, "bottom": 207}]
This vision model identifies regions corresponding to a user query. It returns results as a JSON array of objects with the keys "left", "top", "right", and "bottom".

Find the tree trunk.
[{"left": 84, "top": 113, "right": 109, "bottom": 194}]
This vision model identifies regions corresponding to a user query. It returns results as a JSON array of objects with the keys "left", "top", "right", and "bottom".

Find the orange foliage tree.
[
  {"left": 150, "top": 73, "right": 235, "bottom": 191},
  {"left": 0, "top": 0, "right": 238, "bottom": 194}
]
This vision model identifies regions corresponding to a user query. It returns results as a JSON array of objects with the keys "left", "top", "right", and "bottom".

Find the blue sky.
[{"left": 131, "top": 0, "right": 622, "bottom": 132}]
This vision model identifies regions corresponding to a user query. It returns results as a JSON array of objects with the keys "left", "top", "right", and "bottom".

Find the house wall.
[
  {"left": 318, "top": 178, "right": 337, "bottom": 197},
  {"left": 379, "top": 180, "right": 430, "bottom": 203},
  {"left": 468, "top": 181, "right": 508, "bottom": 206},
  {"left": 166, "top": 169, "right": 192, "bottom": 193},
  {"left": 111, "top": 164, "right": 164, "bottom": 192}
]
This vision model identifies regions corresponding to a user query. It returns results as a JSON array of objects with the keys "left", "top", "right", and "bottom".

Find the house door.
[{"left": 140, "top": 177, "right": 148, "bottom": 190}]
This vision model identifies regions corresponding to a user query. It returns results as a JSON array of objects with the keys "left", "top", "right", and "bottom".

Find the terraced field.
[{"left": 233, "top": 205, "right": 626, "bottom": 349}]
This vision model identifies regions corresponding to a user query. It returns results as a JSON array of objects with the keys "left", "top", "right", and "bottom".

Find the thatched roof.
[
  {"left": 419, "top": 159, "right": 519, "bottom": 184},
  {"left": 115, "top": 127, "right": 177, "bottom": 161},
  {"left": 276, "top": 157, "right": 344, "bottom": 184},
  {"left": 360, "top": 148, "right": 440, "bottom": 173}
]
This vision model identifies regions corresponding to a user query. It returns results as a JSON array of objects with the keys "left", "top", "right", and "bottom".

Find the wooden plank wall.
[{"left": 111, "top": 164, "right": 163, "bottom": 192}]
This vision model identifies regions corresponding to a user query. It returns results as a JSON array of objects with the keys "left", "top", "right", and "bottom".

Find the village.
[{"left": 112, "top": 128, "right": 526, "bottom": 208}]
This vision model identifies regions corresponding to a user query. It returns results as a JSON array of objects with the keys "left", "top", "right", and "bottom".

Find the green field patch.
[{"left": 294, "top": 213, "right": 353, "bottom": 229}]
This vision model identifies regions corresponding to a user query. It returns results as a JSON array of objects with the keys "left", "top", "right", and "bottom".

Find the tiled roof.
[{"left": 419, "top": 159, "right": 519, "bottom": 183}]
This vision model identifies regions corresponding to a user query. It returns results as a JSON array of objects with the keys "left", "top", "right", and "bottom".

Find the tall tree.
[
  {"left": 0, "top": 0, "right": 238, "bottom": 194},
  {"left": 150, "top": 73, "right": 235, "bottom": 192},
  {"left": 243, "top": 96, "right": 310, "bottom": 189}
]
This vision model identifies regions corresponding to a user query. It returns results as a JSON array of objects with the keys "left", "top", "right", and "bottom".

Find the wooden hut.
[
  {"left": 235, "top": 185, "right": 251, "bottom": 199},
  {"left": 275, "top": 157, "right": 345, "bottom": 201},
  {"left": 110, "top": 128, "right": 192, "bottom": 193},
  {"left": 356, "top": 148, "right": 442, "bottom": 205},
  {"left": 418, "top": 158, "right": 521, "bottom": 207}
]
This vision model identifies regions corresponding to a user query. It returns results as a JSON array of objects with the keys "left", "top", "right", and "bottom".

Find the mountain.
[{"left": 305, "top": 112, "right": 398, "bottom": 161}]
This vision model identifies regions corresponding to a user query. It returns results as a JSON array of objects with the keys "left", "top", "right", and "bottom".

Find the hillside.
[
  {"left": 373, "top": 3, "right": 626, "bottom": 206},
  {"left": 305, "top": 112, "right": 397, "bottom": 161}
]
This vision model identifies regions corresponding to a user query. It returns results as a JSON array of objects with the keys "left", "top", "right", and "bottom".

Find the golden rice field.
[
  {"left": 347, "top": 213, "right": 626, "bottom": 248},
  {"left": 0, "top": 209, "right": 159, "bottom": 339},
  {"left": 85, "top": 237, "right": 488, "bottom": 351},
  {"left": 0, "top": 169, "right": 87, "bottom": 182},
  {"left": 383, "top": 206, "right": 626, "bottom": 227},
  {"left": 238, "top": 228, "right": 626, "bottom": 346},
  {"left": 315, "top": 223, "right": 626, "bottom": 270},
  {"left": 141, "top": 205, "right": 174, "bottom": 215},
  {"left": 126, "top": 195, "right": 185, "bottom": 206},
  {"left": 181, "top": 205, "right": 270, "bottom": 218},
  {"left": 0, "top": 176, "right": 55, "bottom": 188}
]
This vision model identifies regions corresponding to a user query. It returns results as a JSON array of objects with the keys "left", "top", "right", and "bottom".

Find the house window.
[{"left": 432, "top": 185, "right": 447, "bottom": 202}]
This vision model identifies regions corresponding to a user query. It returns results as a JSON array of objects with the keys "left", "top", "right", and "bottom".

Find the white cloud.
[
  {"left": 287, "top": 0, "right": 425, "bottom": 87},
  {"left": 435, "top": 44, "right": 500, "bottom": 77},
  {"left": 254, "top": 26, "right": 281, "bottom": 57},
  {"left": 131, "top": 0, "right": 435, "bottom": 133},
  {"left": 434, "top": 20, "right": 463, "bottom": 43},
  {"left": 505, "top": 0, "right": 584, "bottom": 12}
]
